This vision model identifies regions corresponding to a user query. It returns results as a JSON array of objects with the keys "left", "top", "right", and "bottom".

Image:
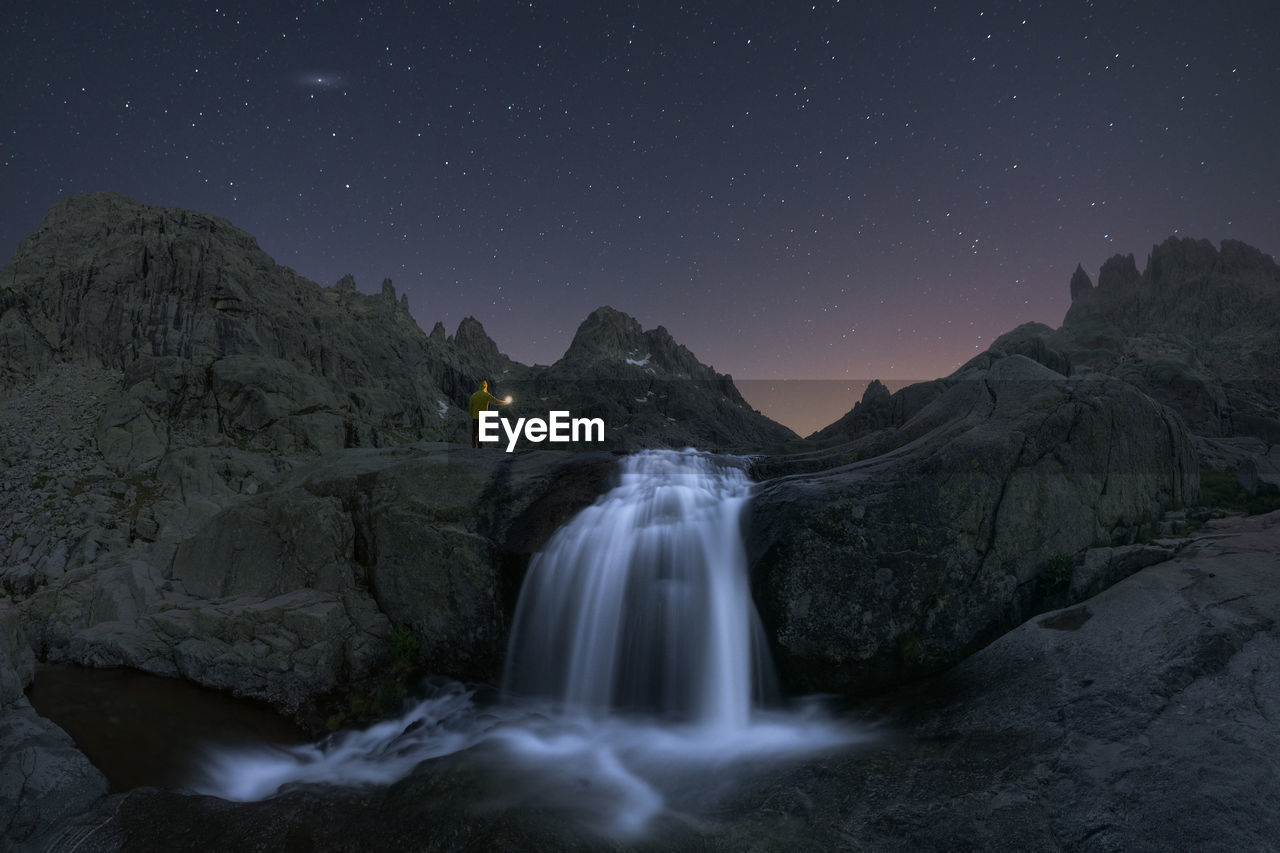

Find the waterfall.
[
  {"left": 502, "top": 449, "right": 775, "bottom": 727},
  {"left": 194, "top": 449, "right": 855, "bottom": 835}
]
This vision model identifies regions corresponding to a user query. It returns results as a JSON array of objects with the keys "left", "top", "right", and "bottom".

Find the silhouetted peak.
[
  {"left": 1069, "top": 264, "right": 1094, "bottom": 301},
  {"left": 862, "top": 379, "right": 891, "bottom": 406},
  {"left": 13, "top": 192, "right": 263, "bottom": 281},
  {"left": 1062, "top": 236, "right": 1280, "bottom": 344},
  {"left": 1146, "top": 236, "right": 1218, "bottom": 282},
  {"left": 1097, "top": 253, "right": 1140, "bottom": 291},
  {"left": 453, "top": 316, "right": 498, "bottom": 354},
  {"left": 1218, "top": 239, "right": 1280, "bottom": 276},
  {"left": 563, "top": 306, "right": 647, "bottom": 360},
  {"left": 583, "top": 305, "right": 645, "bottom": 337}
]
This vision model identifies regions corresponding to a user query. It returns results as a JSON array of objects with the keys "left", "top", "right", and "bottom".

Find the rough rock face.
[
  {"left": 0, "top": 193, "right": 485, "bottom": 457},
  {"left": 749, "top": 352, "right": 1198, "bottom": 695},
  {"left": 1, "top": 602, "right": 110, "bottom": 848},
  {"left": 1065, "top": 237, "right": 1278, "bottom": 348},
  {"left": 724, "top": 511, "right": 1280, "bottom": 852},
  {"left": 11, "top": 442, "right": 613, "bottom": 717},
  {"left": 790, "top": 239, "right": 1278, "bottom": 675},
  {"left": 1025, "top": 237, "right": 1280, "bottom": 444},
  {"left": 1238, "top": 445, "right": 1280, "bottom": 496},
  {"left": 0, "top": 197, "right": 610, "bottom": 728},
  {"left": 0, "top": 603, "right": 34, "bottom": 707},
  {"left": 1068, "top": 262, "right": 1093, "bottom": 300},
  {"left": 0, "top": 324, "right": 617, "bottom": 845},
  {"left": 808, "top": 510, "right": 1280, "bottom": 851}
]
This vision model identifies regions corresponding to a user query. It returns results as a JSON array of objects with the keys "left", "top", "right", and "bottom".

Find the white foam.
[{"left": 195, "top": 685, "right": 859, "bottom": 836}]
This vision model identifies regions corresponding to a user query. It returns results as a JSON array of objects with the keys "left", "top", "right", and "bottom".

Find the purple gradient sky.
[{"left": 3, "top": 1, "right": 1277, "bottom": 401}]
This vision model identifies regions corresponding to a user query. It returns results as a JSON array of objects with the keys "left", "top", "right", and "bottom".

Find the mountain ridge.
[
  {"left": 0, "top": 192, "right": 796, "bottom": 458},
  {"left": 809, "top": 235, "right": 1280, "bottom": 460}
]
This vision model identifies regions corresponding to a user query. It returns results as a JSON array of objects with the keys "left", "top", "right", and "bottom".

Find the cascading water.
[
  {"left": 196, "top": 449, "right": 857, "bottom": 835},
  {"left": 502, "top": 449, "right": 775, "bottom": 727}
]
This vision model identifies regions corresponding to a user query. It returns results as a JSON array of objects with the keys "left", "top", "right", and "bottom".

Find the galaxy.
[{"left": 3, "top": 1, "right": 1277, "bottom": 408}]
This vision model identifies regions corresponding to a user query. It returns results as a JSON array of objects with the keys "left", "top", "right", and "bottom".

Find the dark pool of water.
[{"left": 26, "top": 663, "right": 306, "bottom": 792}]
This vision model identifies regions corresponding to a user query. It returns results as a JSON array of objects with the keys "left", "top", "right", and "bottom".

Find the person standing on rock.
[{"left": 469, "top": 380, "right": 511, "bottom": 448}]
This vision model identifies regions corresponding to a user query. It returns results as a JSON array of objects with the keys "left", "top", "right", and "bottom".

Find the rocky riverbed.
[{"left": 6, "top": 509, "right": 1278, "bottom": 852}]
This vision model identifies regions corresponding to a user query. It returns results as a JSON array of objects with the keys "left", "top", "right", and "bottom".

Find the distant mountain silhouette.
[
  {"left": 0, "top": 192, "right": 795, "bottom": 463},
  {"left": 810, "top": 236, "right": 1280, "bottom": 461}
]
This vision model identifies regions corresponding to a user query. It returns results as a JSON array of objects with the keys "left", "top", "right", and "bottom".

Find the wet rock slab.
[{"left": 737, "top": 509, "right": 1280, "bottom": 851}]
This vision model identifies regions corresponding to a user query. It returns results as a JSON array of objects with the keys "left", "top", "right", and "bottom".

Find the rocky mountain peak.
[
  {"left": 1069, "top": 264, "right": 1093, "bottom": 301},
  {"left": 0, "top": 192, "right": 473, "bottom": 460},
  {"left": 1096, "top": 253, "right": 1140, "bottom": 292},
  {"left": 1146, "top": 236, "right": 1220, "bottom": 284},
  {"left": 451, "top": 316, "right": 509, "bottom": 375},
  {"left": 861, "top": 379, "right": 890, "bottom": 406},
  {"left": 1063, "top": 237, "right": 1280, "bottom": 344},
  {"left": 555, "top": 305, "right": 716, "bottom": 382},
  {"left": 803, "top": 376, "right": 899, "bottom": 444},
  {"left": 1216, "top": 238, "right": 1280, "bottom": 277},
  {"left": 559, "top": 306, "right": 646, "bottom": 365},
  {"left": 958, "top": 235, "right": 1280, "bottom": 444}
]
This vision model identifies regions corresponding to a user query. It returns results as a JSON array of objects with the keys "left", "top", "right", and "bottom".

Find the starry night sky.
[{"left": 4, "top": 2, "right": 1278, "bottom": 415}]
